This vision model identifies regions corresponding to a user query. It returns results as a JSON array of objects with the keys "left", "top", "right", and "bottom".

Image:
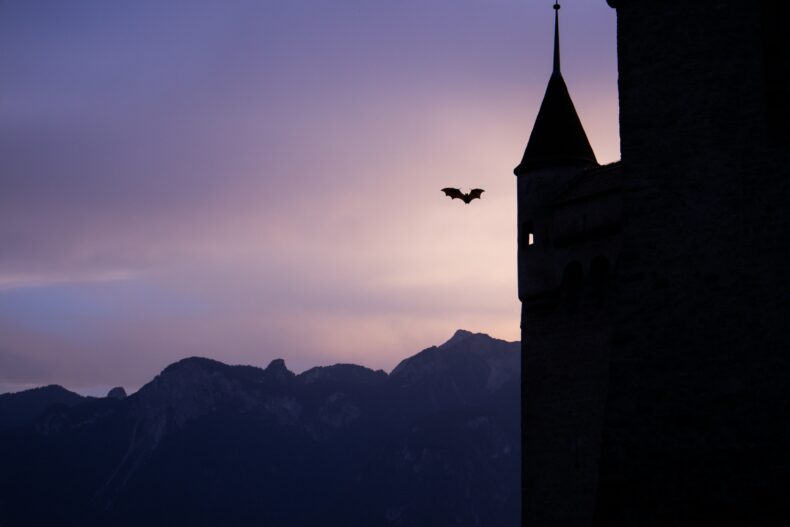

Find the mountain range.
[{"left": 0, "top": 330, "right": 520, "bottom": 526}]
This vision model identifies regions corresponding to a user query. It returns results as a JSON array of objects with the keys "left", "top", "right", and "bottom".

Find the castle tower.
[
  {"left": 516, "top": 1, "right": 790, "bottom": 525},
  {"left": 516, "top": 4, "right": 619, "bottom": 526},
  {"left": 515, "top": 2, "right": 598, "bottom": 305}
]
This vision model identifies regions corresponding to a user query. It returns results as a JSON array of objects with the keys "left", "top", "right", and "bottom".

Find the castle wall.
[
  {"left": 520, "top": 166, "right": 623, "bottom": 526},
  {"left": 519, "top": 2, "right": 790, "bottom": 524},
  {"left": 594, "top": 2, "right": 790, "bottom": 524},
  {"left": 522, "top": 293, "right": 612, "bottom": 527}
]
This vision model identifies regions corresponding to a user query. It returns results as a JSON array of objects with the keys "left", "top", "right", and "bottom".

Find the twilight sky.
[{"left": 0, "top": 0, "right": 619, "bottom": 395}]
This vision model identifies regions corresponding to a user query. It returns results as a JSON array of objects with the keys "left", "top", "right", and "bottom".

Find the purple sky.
[{"left": 0, "top": 0, "right": 618, "bottom": 395}]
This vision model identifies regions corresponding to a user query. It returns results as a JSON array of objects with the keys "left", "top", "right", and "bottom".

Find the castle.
[{"left": 516, "top": 1, "right": 789, "bottom": 525}]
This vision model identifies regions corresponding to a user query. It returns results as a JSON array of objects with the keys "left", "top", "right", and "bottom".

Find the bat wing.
[
  {"left": 441, "top": 187, "right": 464, "bottom": 200},
  {"left": 468, "top": 188, "right": 485, "bottom": 201}
]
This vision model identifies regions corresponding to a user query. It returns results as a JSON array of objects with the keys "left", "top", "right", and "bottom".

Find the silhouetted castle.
[{"left": 516, "top": 2, "right": 789, "bottom": 525}]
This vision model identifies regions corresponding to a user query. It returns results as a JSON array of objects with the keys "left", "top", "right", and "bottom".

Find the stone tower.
[
  {"left": 517, "top": 1, "right": 790, "bottom": 526},
  {"left": 516, "top": 3, "right": 617, "bottom": 526}
]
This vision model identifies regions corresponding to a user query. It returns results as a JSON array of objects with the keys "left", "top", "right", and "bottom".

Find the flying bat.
[{"left": 441, "top": 187, "right": 484, "bottom": 204}]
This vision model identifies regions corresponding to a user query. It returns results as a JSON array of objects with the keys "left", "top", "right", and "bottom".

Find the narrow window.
[{"left": 521, "top": 221, "right": 535, "bottom": 248}]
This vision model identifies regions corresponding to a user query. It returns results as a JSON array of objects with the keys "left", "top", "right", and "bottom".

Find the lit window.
[{"left": 522, "top": 221, "right": 535, "bottom": 248}]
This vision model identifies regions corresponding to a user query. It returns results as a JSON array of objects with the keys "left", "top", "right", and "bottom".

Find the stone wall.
[
  {"left": 594, "top": 1, "right": 790, "bottom": 524},
  {"left": 520, "top": 163, "right": 623, "bottom": 526},
  {"left": 520, "top": 2, "right": 790, "bottom": 525}
]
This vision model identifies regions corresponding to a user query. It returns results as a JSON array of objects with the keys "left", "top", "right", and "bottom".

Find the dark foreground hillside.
[{"left": 0, "top": 330, "right": 520, "bottom": 527}]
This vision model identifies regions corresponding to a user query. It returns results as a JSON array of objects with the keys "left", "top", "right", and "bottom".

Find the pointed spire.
[
  {"left": 513, "top": 2, "right": 597, "bottom": 175},
  {"left": 553, "top": 2, "right": 561, "bottom": 75}
]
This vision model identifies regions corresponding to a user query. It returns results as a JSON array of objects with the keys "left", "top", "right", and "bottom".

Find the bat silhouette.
[{"left": 441, "top": 187, "right": 485, "bottom": 204}]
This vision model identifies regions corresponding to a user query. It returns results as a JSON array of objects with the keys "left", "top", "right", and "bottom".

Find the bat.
[{"left": 441, "top": 187, "right": 485, "bottom": 204}]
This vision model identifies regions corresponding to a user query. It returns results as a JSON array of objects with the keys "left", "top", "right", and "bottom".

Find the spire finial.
[{"left": 553, "top": 2, "right": 561, "bottom": 75}]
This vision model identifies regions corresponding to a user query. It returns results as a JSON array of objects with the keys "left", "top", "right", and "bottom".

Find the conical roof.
[{"left": 514, "top": 4, "right": 597, "bottom": 175}]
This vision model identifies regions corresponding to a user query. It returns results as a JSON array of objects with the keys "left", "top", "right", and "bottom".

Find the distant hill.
[
  {"left": 0, "top": 384, "right": 86, "bottom": 432},
  {"left": 0, "top": 330, "right": 520, "bottom": 527}
]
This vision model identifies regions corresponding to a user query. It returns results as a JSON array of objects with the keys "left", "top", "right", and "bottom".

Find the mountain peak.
[
  {"left": 161, "top": 357, "right": 226, "bottom": 376},
  {"left": 107, "top": 387, "right": 127, "bottom": 400},
  {"left": 0, "top": 384, "right": 86, "bottom": 432},
  {"left": 390, "top": 330, "right": 519, "bottom": 394},
  {"left": 263, "top": 358, "right": 294, "bottom": 384},
  {"left": 440, "top": 329, "right": 477, "bottom": 348},
  {"left": 265, "top": 358, "right": 287, "bottom": 371},
  {"left": 299, "top": 364, "right": 388, "bottom": 385}
]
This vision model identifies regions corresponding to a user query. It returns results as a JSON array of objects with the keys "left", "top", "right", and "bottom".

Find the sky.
[{"left": 0, "top": 0, "right": 619, "bottom": 395}]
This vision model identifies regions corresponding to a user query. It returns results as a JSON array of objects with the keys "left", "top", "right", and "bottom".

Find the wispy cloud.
[{"left": 0, "top": 270, "right": 136, "bottom": 291}]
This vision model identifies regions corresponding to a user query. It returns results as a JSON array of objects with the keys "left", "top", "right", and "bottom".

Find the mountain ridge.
[{"left": 0, "top": 330, "right": 520, "bottom": 527}]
